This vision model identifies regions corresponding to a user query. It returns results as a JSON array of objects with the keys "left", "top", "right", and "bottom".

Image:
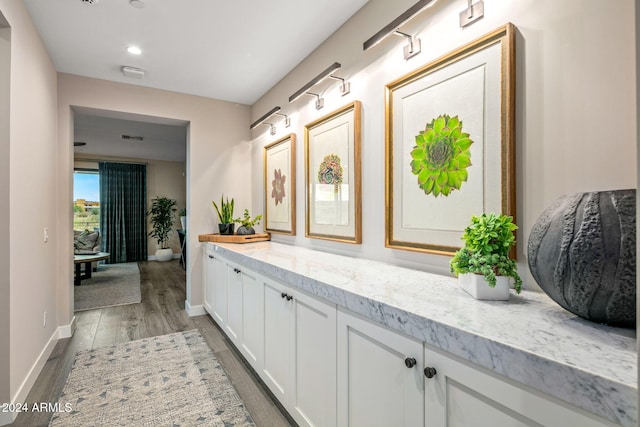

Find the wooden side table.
[{"left": 73, "top": 252, "right": 110, "bottom": 285}]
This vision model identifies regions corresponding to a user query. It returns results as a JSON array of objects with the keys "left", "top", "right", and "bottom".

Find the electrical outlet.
[
  {"left": 43, "top": 227, "right": 48, "bottom": 243},
  {"left": 43, "top": 311, "right": 47, "bottom": 328}
]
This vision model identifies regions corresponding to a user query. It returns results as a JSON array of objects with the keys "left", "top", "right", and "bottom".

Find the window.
[{"left": 73, "top": 170, "right": 100, "bottom": 232}]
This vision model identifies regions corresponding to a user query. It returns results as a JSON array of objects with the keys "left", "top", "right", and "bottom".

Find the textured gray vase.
[
  {"left": 236, "top": 226, "right": 255, "bottom": 235},
  {"left": 527, "top": 189, "right": 635, "bottom": 327}
]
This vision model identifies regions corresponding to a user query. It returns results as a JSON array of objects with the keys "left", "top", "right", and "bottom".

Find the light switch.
[{"left": 44, "top": 227, "right": 48, "bottom": 243}]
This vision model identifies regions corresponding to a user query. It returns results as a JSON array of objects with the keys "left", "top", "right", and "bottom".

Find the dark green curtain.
[{"left": 99, "top": 162, "right": 147, "bottom": 263}]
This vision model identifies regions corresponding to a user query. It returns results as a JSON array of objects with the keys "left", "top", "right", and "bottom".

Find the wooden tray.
[{"left": 198, "top": 233, "right": 270, "bottom": 243}]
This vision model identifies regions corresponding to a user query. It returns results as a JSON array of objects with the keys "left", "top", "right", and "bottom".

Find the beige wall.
[
  {"left": 74, "top": 156, "right": 187, "bottom": 256},
  {"left": 0, "top": 0, "right": 58, "bottom": 421},
  {"left": 58, "top": 73, "right": 251, "bottom": 328},
  {"left": 250, "top": 0, "right": 637, "bottom": 290},
  {"left": 0, "top": 21, "right": 9, "bottom": 413}
]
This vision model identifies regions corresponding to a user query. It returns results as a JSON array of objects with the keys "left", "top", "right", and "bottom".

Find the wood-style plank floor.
[{"left": 12, "top": 260, "right": 294, "bottom": 427}]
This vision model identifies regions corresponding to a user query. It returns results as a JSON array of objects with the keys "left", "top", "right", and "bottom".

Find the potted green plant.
[
  {"left": 147, "top": 196, "right": 177, "bottom": 262},
  {"left": 234, "top": 209, "right": 262, "bottom": 235},
  {"left": 179, "top": 208, "right": 187, "bottom": 230},
  {"left": 212, "top": 195, "right": 235, "bottom": 235},
  {"left": 450, "top": 212, "right": 522, "bottom": 300}
]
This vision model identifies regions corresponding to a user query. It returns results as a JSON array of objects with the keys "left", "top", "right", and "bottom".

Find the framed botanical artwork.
[
  {"left": 385, "top": 23, "right": 516, "bottom": 255},
  {"left": 264, "top": 134, "right": 296, "bottom": 235},
  {"left": 305, "top": 101, "right": 362, "bottom": 243}
]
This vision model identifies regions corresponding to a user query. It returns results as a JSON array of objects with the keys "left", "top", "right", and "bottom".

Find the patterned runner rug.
[
  {"left": 74, "top": 262, "right": 141, "bottom": 312},
  {"left": 49, "top": 330, "right": 255, "bottom": 426}
]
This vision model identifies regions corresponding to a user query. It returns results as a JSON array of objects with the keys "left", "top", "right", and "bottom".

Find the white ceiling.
[
  {"left": 73, "top": 107, "right": 188, "bottom": 162},
  {"left": 25, "top": 0, "right": 368, "bottom": 162},
  {"left": 24, "top": 0, "right": 369, "bottom": 106}
]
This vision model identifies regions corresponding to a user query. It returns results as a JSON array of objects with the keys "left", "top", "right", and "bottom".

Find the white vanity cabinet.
[
  {"left": 337, "top": 309, "right": 424, "bottom": 427},
  {"left": 262, "top": 275, "right": 337, "bottom": 427},
  {"left": 202, "top": 244, "right": 337, "bottom": 427},
  {"left": 423, "top": 344, "right": 619, "bottom": 427},
  {"left": 201, "top": 242, "right": 632, "bottom": 427}
]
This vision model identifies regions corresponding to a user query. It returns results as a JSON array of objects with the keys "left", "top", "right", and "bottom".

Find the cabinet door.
[
  {"left": 203, "top": 248, "right": 215, "bottom": 314},
  {"left": 262, "top": 278, "right": 294, "bottom": 404},
  {"left": 225, "top": 263, "right": 243, "bottom": 345},
  {"left": 211, "top": 255, "right": 227, "bottom": 326},
  {"left": 240, "top": 267, "right": 263, "bottom": 367},
  {"left": 423, "top": 344, "right": 619, "bottom": 427},
  {"left": 204, "top": 249, "right": 227, "bottom": 327},
  {"left": 337, "top": 309, "right": 424, "bottom": 427},
  {"left": 291, "top": 289, "right": 337, "bottom": 427}
]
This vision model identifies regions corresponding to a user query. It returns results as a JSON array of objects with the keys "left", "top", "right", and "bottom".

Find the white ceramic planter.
[
  {"left": 155, "top": 248, "right": 173, "bottom": 262},
  {"left": 458, "top": 273, "right": 510, "bottom": 300}
]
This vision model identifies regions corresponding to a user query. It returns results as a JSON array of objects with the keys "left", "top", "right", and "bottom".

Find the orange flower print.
[{"left": 271, "top": 168, "right": 286, "bottom": 205}]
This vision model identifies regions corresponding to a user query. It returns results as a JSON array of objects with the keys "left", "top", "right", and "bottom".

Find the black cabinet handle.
[
  {"left": 235, "top": 268, "right": 241, "bottom": 274},
  {"left": 404, "top": 357, "right": 417, "bottom": 368},
  {"left": 281, "top": 292, "right": 287, "bottom": 299},
  {"left": 208, "top": 255, "right": 214, "bottom": 259},
  {"left": 424, "top": 367, "right": 437, "bottom": 378},
  {"left": 286, "top": 295, "right": 293, "bottom": 301}
]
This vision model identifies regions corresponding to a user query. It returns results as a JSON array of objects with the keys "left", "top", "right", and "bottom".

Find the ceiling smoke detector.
[
  {"left": 129, "top": 0, "right": 145, "bottom": 8},
  {"left": 81, "top": 0, "right": 99, "bottom": 4},
  {"left": 121, "top": 135, "right": 144, "bottom": 141}
]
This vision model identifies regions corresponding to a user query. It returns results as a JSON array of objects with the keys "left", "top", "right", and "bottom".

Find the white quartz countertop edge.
[{"left": 207, "top": 242, "right": 637, "bottom": 426}]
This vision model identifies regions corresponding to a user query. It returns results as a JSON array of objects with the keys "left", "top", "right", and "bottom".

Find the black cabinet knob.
[
  {"left": 286, "top": 295, "right": 293, "bottom": 301},
  {"left": 404, "top": 357, "right": 417, "bottom": 368},
  {"left": 208, "top": 255, "right": 214, "bottom": 259},
  {"left": 424, "top": 367, "right": 437, "bottom": 378},
  {"left": 281, "top": 292, "right": 287, "bottom": 299}
]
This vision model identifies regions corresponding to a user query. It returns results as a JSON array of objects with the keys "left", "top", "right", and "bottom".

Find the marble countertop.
[{"left": 207, "top": 241, "right": 637, "bottom": 426}]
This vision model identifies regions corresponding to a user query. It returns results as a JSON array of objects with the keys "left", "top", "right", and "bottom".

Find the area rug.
[
  {"left": 74, "top": 262, "right": 141, "bottom": 312},
  {"left": 49, "top": 330, "right": 255, "bottom": 426}
]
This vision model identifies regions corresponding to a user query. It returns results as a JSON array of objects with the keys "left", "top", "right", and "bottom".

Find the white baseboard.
[
  {"left": 57, "top": 316, "right": 76, "bottom": 338},
  {"left": 147, "top": 253, "right": 181, "bottom": 261},
  {"left": 0, "top": 319, "right": 76, "bottom": 426},
  {"left": 8, "top": 328, "right": 59, "bottom": 423},
  {"left": 185, "top": 300, "right": 205, "bottom": 316}
]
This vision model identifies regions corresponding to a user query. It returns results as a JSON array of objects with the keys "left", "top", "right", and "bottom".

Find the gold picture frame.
[
  {"left": 305, "top": 101, "right": 362, "bottom": 244},
  {"left": 264, "top": 134, "right": 296, "bottom": 235},
  {"left": 385, "top": 23, "right": 516, "bottom": 255}
]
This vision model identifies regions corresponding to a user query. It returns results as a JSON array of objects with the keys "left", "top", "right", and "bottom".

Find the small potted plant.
[
  {"left": 147, "top": 196, "right": 177, "bottom": 262},
  {"left": 234, "top": 209, "right": 262, "bottom": 235},
  {"left": 450, "top": 212, "right": 522, "bottom": 300},
  {"left": 212, "top": 195, "right": 235, "bottom": 235}
]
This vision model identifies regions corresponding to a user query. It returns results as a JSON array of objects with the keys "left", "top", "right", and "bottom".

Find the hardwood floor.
[{"left": 12, "top": 260, "right": 294, "bottom": 427}]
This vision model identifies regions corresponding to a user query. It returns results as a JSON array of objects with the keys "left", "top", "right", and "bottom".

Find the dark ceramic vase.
[
  {"left": 236, "top": 226, "right": 255, "bottom": 235},
  {"left": 527, "top": 189, "right": 636, "bottom": 327},
  {"left": 218, "top": 223, "right": 235, "bottom": 235}
]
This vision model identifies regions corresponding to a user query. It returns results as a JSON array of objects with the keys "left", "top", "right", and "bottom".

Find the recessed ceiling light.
[
  {"left": 127, "top": 46, "right": 142, "bottom": 55},
  {"left": 129, "top": 0, "right": 144, "bottom": 8}
]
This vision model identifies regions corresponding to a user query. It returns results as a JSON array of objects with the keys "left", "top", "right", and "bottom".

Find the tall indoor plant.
[
  {"left": 147, "top": 196, "right": 177, "bottom": 262},
  {"left": 450, "top": 212, "right": 522, "bottom": 300},
  {"left": 212, "top": 195, "right": 235, "bottom": 235}
]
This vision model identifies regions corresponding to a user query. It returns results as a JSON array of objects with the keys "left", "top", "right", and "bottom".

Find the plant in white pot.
[
  {"left": 450, "top": 213, "right": 522, "bottom": 300},
  {"left": 147, "top": 196, "right": 177, "bottom": 262}
]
